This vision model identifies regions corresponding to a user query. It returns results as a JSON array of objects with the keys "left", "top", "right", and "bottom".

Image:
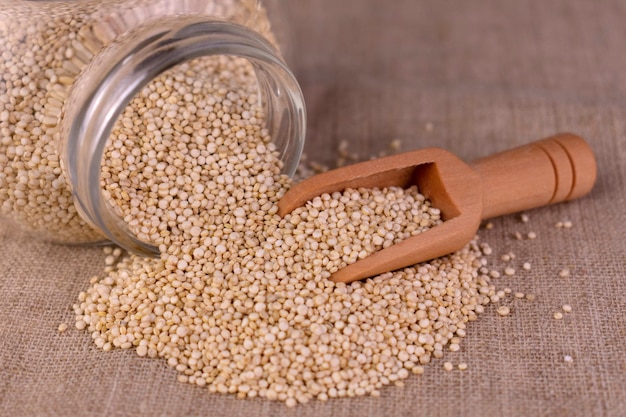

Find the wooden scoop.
[{"left": 278, "top": 133, "right": 597, "bottom": 283}]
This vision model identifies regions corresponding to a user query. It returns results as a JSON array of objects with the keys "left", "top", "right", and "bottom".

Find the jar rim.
[{"left": 60, "top": 17, "right": 306, "bottom": 256}]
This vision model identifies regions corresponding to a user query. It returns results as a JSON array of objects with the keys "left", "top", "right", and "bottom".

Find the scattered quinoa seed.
[
  {"left": 504, "top": 267, "right": 516, "bottom": 276},
  {"left": 458, "top": 363, "right": 468, "bottom": 371},
  {"left": 556, "top": 220, "right": 573, "bottom": 229},
  {"left": 527, "top": 231, "right": 537, "bottom": 240},
  {"left": 443, "top": 362, "right": 454, "bottom": 371},
  {"left": 412, "top": 366, "right": 425, "bottom": 375},
  {"left": 559, "top": 268, "right": 571, "bottom": 278},
  {"left": 522, "top": 262, "right": 531, "bottom": 271},
  {"left": 57, "top": 323, "right": 68, "bottom": 333},
  {"left": 553, "top": 312, "right": 564, "bottom": 320},
  {"left": 497, "top": 306, "right": 511, "bottom": 316},
  {"left": 562, "top": 304, "right": 572, "bottom": 313},
  {"left": 389, "top": 139, "right": 402, "bottom": 151}
]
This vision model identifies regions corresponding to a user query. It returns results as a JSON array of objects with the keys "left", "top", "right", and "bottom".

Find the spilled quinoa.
[{"left": 74, "top": 54, "right": 499, "bottom": 406}]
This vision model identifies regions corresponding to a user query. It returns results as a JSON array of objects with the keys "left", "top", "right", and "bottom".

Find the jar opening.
[{"left": 61, "top": 18, "right": 305, "bottom": 255}]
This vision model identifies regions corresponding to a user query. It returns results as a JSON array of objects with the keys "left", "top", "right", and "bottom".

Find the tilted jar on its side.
[{"left": 0, "top": 0, "right": 305, "bottom": 254}]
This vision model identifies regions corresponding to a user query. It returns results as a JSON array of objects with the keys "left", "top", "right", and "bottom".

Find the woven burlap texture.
[{"left": 1, "top": 1, "right": 625, "bottom": 416}]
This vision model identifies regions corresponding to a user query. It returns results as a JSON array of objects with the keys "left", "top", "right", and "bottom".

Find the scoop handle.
[{"left": 470, "top": 133, "right": 597, "bottom": 220}]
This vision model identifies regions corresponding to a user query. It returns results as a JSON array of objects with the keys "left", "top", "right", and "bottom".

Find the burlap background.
[{"left": 1, "top": 0, "right": 625, "bottom": 416}]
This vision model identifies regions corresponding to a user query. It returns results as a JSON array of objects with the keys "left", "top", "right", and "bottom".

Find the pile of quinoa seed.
[
  {"left": 77, "top": 240, "right": 492, "bottom": 405},
  {"left": 74, "top": 55, "right": 499, "bottom": 406}
]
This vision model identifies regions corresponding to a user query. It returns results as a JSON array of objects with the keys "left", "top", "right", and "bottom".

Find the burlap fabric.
[{"left": 1, "top": 1, "right": 625, "bottom": 416}]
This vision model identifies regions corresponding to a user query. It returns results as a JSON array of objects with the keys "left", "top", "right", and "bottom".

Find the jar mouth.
[{"left": 60, "top": 18, "right": 306, "bottom": 257}]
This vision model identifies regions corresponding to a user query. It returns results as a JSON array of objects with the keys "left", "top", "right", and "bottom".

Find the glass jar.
[{"left": 0, "top": 0, "right": 306, "bottom": 255}]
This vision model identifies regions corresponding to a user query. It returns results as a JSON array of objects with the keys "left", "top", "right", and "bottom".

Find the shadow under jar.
[{"left": 0, "top": 0, "right": 305, "bottom": 255}]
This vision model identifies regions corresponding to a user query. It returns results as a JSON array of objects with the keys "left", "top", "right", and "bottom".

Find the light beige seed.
[
  {"left": 458, "top": 363, "right": 468, "bottom": 371},
  {"left": 412, "top": 366, "right": 425, "bottom": 375},
  {"left": 553, "top": 312, "right": 563, "bottom": 320},
  {"left": 136, "top": 345, "right": 148, "bottom": 357},
  {"left": 443, "top": 362, "right": 454, "bottom": 371},
  {"left": 562, "top": 305, "right": 572, "bottom": 313},
  {"left": 389, "top": 139, "right": 402, "bottom": 151},
  {"left": 497, "top": 306, "right": 511, "bottom": 316},
  {"left": 57, "top": 323, "right": 68, "bottom": 333},
  {"left": 504, "top": 267, "right": 516, "bottom": 276}
]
